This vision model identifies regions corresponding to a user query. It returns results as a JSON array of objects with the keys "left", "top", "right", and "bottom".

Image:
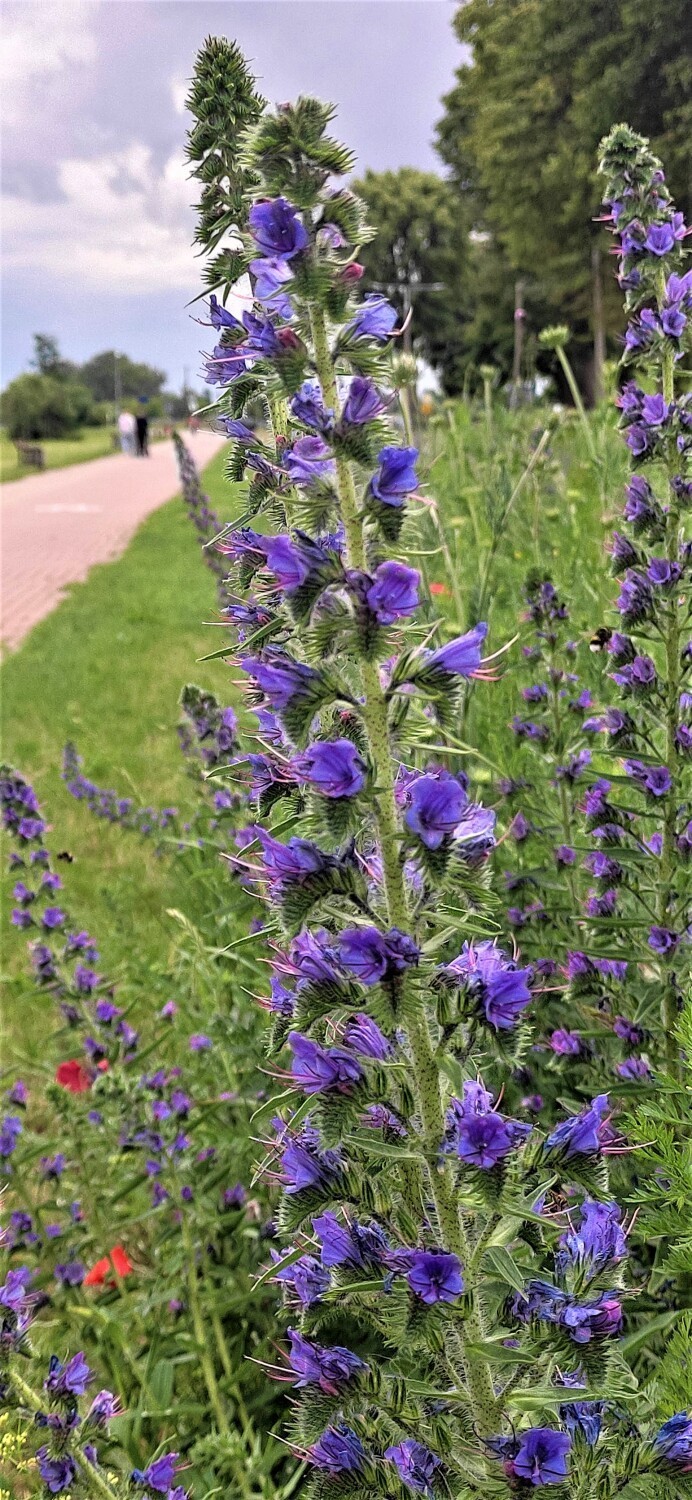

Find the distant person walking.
[
  {"left": 117, "top": 409, "right": 136, "bottom": 454},
  {"left": 135, "top": 399, "right": 150, "bottom": 457}
]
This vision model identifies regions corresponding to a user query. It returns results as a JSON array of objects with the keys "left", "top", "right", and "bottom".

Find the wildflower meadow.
[{"left": 1, "top": 32, "right": 691, "bottom": 1500}]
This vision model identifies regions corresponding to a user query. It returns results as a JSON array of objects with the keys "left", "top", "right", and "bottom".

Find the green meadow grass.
[
  {"left": 0, "top": 425, "right": 119, "bottom": 483},
  {"left": 1, "top": 449, "right": 240, "bottom": 1040}
]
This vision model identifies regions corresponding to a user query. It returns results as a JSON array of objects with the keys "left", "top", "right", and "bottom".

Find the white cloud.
[
  {"left": 3, "top": 143, "right": 202, "bottom": 294},
  {"left": 170, "top": 74, "right": 189, "bottom": 117},
  {"left": 1, "top": 2, "right": 97, "bottom": 124}
]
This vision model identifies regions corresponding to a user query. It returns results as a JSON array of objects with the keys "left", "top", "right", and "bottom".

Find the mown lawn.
[
  {"left": 1, "top": 449, "right": 239, "bottom": 1023},
  {"left": 0, "top": 425, "right": 118, "bottom": 483}
]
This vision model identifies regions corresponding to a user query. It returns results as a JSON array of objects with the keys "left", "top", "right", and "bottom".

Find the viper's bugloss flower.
[
  {"left": 443, "top": 941, "right": 533, "bottom": 1029},
  {"left": 254, "top": 828, "right": 329, "bottom": 885},
  {"left": 313, "top": 1211, "right": 389, "bottom": 1270},
  {"left": 131, "top": 1451, "right": 180, "bottom": 1491},
  {"left": 561, "top": 1293, "right": 623, "bottom": 1343},
  {"left": 404, "top": 771, "right": 467, "bottom": 849},
  {"left": 248, "top": 196, "right": 308, "bottom": 259},
  {"left": 263, "top": 532, "right": 338, "bottom": 593},
  {"left": 284, "top": 434, "right": 335, "bottom": 486},
  {"left": 556, "top": 1199, "right": 627, "bottom": 1271},
  {"left": 406, "top": 1250, "right": 464, "bottom": 1303},
  {"left": 648, "top": 925, "right": 680, "bottom": 954},
  {"left": 250, "top": 255, "right": 294, "bottom": 318},
  {"left": 550, "top": 1029, "right": 581, "bottom": 1056},
  {"left": 511, "top": 1427, "right": 571, "bottom": 1486},
  {"left": 365, "top": 559, "right": 420, "bottom": 624},
  {"left": 343, "top": 1012, "right": 391, "bottom": 1059},
  {"left": 616, "top": 570, "right": 653, "bottom": 624},
  {"left": 290, "top": 379, "right": 333, "bottom": 432},
  {"left": 287, "top": 1328, "right": 367, "bottom": 1392},
  {"left": 346, "top": 293, "right": 397, "bottom": 341},
  {"left": 292, "top": 739, "right": 366, "bottom": 798},
  {"left": 545, "top": 1094, "right": 611, "bottom": 1158},
  {"left": 37, "top": 1450, "right": 77, "bottom": 1493},
  {"left": 652, "top": 1412, "right": 692, "bottom": 1472},
  {"left": 446, "top": 1081, "right": 531, "bottom": 1168},
  {"left": 623, "top": 759, "right": 672, "bottom": 797},
  {"left": 385, "top": 1440, "right": 441, "bottom": 1496},
  {"left": 341, "top": 375, "right": 387, "bottom": 425},
  {"left": 0, "top": 1115, "right": 22, "bottom": 1157},
  {"left": 280, "top": 1130, "right": 341, "bottom": 1194},
  {"left": 273, "top": 1250, "right": 330, "bottom": 1305},
  {"left": 309, "top": 1425, "right": 365, "bottom": 1473},
  {"left": 422, "top": 622, "right": 489, "bottom": 678},
  {"left": 45, "top": 1351, "right": 92, "bottom": 1397},
  {"left": 337, "top": 925, "right": 419, "bottom": 984},
  {"left": 288, "top": 1031, "right": 363, "bottom": 1094},
  {"left": 240, "top": 652, "right": 322, "bottom": 712},
  {"left": 369, "top": 445, "right": 419, "bottom": 506}
]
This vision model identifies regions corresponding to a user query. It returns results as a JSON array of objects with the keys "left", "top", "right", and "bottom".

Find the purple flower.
[
  {"left": 511, "top": 1428, "right": 571, "bottom": 1486},
  {"left": 648, "top": 925, "right": 680, "bottom": 955},
  {"left": 273, "top": 1251, "right": 330, "bottom": 1305},
  {"left": 557, "top": 1199, "right": 627, "bottom": 1270},
  {"left": 262, "top": 532, "right": 335, "bottom": 593},
  {"left": 370, "top": 445, "right": 419, "bottom": 506},
  {"left": 406, "top": 1250, "right": 464, "bottom": 1303},
  {"left": 288, "top": 1031, "right": 362, "bottom": 1094},
  {"left": 341, "top": 375, "right": 387, "bottom": 425},
  {"left": 290, "top": 380, "right": 333, "bottom": 432},
  {"left": 652, "top": 1412, "right": 692, "bottom": 1472},
  {"left": 444, "top": 941, "right": 533, "bottom": 1030},
  {"left": 648, "top": 557, "right": 682, "bottom": 590},
  {"left": 248, "top": 197, "right": 308, "bottom": 260},
  {"left": 423, "top": 622, "right": 488, "bottom": 678},
  {"left": 131, "top": 1452, "right": 180, "bottom": 1491},
  {"left": 313, "top": 1211, "right": 389, "bottom": 1270},
  {"left": 550, "top": 1029, "right": 581, "bottom": 1056},
  {"left": 292, "top": 739, "right": 366, "bottom": 799},
  {"left": 287, "top": 1328, "right": 366, "bottom": 1393},
  {"left": 189, "top": 1033, "right": 213, "bottom": 1051},
  {"left": 88, "top": 1389, "right": 120, "bottom": 1424},
  {"left": 337, "top": 925, "right": 419, "bottom": 984},
  {"left": 446, "top": 1081, "right": 531, "bottom": 1168},
  {"left": 645, "top": 220, "right": 680, "bottom": 255},
  {"left": 284, "top": 435, "right": 335, "bottom": 487},
  {"left": 617, "top": 1056, "right": 651, "bottom": 1079},
  {"left": 280, "top": 1132, "right": 340, "bottom": 1195},
  {"left": 54, "top": 1260, "right": 85, "bottom": 1286},
  {"left": 365, "top": 560, "right": 420, "bottom": 624},
  {"left": 385, "top": 1440, "right": 441, "bottom": 1496},
  {"left": 42, "top": 906, "right": 65, "bottom": 929},
  {"left": 405, "top": 772, "right": 466, "bottom": 849},
  {"left": 347, "top": 293, "right": 397, "bottom": 341},
  {"left": 37, "top": 1451, "right": 77, "bottom": 1493},
  {"left": 255, "top": 829, "right": 328, "bottom": 885},
  {"left": 545, "top": 1094, "right": 610, "bottom": 1158},
  {"left": 240, "top": 652, "right": 321, "bottom": 712},
  {"left": 562, "top": 1293, "right": 623, "bottom": 1344},
  {"left": 641, "top": 392, "right": 669, "bottom": 425},
  {"left": 616, "top": 571, "right": 653, "bottom": 623},
  {"left": 250, "top": 255, "right": 293, "bottom": 317},
  {"left": 343, "top": 1013, "right": 391, "bottom": 1059},
  {"left": 623, "top": 759, "right": 672, "bottom": 797},
  {"left": 46, "top": 1351, "right": 92, "bottom": 1396},
  {"left": 309, "top": 1425, "right": 365, "bottom": 1474}
]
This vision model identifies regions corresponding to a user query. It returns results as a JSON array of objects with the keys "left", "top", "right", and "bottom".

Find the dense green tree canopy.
[
  {"left": 435, "top": 0, "right": 692, "bottom": 389},
  {"left": 79, "top": 350, "right": 167, "bottom": 403}
]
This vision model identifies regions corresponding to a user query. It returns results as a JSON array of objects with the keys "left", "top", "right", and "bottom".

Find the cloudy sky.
[{"left": 1, "top": 0, "right": 462, "bottom": 394}]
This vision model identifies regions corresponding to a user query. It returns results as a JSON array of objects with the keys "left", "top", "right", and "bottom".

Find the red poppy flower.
[
  {"left": 55, "top": 1060, "right": 92, "bottom": 1093},
  {"left": 84, "top": 1246, "right": 134, "bottom": 1287},
  {"left": 429, "top": 582, "right": 449, "bottom": 597}
]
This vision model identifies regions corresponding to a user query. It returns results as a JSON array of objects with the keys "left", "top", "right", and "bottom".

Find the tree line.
[{"left": 355, "top": 0, "right": 691, "bottom": 397}]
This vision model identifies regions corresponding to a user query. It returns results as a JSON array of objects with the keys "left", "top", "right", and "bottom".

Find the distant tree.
[
  {"left": 436, "top": 0, "right": 692, "bottom": 397},
  {"left": 1, "top": 374, "right": 94, "bottom": 440},
  {"left": 79, "top": 351, "right": 167, "bottom": 403},
  {"left": 31, "top": 333, "right": 78, "bottom": 383},
  {"left": 352, "top": 168, "right": 470, "bottom": 394}
]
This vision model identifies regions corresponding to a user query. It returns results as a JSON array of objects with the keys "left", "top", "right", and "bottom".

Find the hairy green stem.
[{"left": 309, "top": 298, "right": 498, "bottom": 1433}]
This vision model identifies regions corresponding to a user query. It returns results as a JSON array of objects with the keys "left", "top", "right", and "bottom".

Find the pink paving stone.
[{"left": 0, "top": 432, "right": 226, "bottom": 652}]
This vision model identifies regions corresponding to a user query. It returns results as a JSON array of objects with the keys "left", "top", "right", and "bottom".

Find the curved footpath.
[{"left": 0, "top": 432, "right": 226, "bottom": 652}]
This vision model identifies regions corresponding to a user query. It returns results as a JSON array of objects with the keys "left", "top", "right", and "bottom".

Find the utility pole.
[{"left": 510, "top": 279, "right": 526, "bottom": 408}]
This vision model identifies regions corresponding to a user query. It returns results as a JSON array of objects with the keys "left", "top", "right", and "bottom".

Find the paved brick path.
[{"left": 1, "top": 432, "right": 226, "bottom": 652}]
